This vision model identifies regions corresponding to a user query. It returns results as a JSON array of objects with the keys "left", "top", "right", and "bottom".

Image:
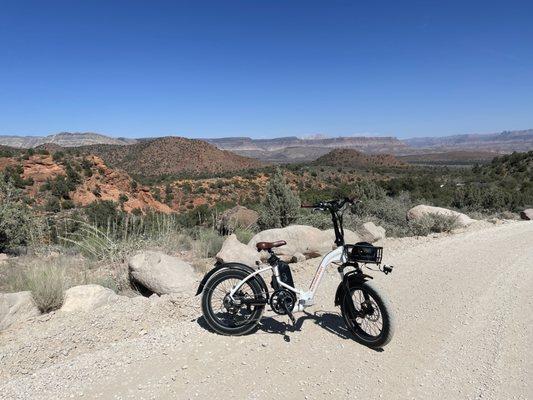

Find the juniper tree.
[{"left": 259, "top": 169, "right": 300, "bottom": 229}]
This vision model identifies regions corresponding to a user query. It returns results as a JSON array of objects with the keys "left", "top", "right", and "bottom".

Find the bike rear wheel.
[
  {"left": 201, "top": 268, "right": 266, "bottom": 336},
  {"left": 340, "top": 281, "right": 395, "bottom": 348}
]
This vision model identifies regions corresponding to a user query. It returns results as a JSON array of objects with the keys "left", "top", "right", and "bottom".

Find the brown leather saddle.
[{"left": 255, "top": 240, "right": 287, "bottom": 251}]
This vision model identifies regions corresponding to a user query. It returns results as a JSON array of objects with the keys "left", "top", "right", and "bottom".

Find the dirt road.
[{"left": 1, "top": 221, "right": 532, "bottom": 399}]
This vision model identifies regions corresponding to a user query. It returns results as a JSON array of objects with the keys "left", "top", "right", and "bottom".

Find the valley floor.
[{"left": 1, "top": 221, "right": 532, "bottom": 400}]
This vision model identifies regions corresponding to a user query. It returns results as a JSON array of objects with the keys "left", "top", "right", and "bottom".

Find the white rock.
[
  {"left": 406, "top": 205, "right": 475, "bottom": 227},
  {"left": 520, "top": 209, "right": 533, "bottom": 220},
  {"left": 61, "top": 285, "right": 118, "bottom": 313},
  {"left": 248, "top": 225, "right": 361, "bottom": 259},
  {"left": 216, "top": 234, "right": 260, "bottom": 266},
  {"left": 128, "top": 251, "right": 197, "bottom": 295},
  {"left": 323, "top": 228, "right": 361, "bottom": 246},
  {"left": 217, "top": 206, "right": 259, "bottom": 233},
  {"left": 357, "top": 222, "right": 386, "bottom": 243},
  {"left": 0, "top": 291, "right": 40, "bottom": 330}
]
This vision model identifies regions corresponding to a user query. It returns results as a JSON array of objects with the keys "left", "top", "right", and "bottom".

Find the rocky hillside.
[
  {"left": 0, "top": 132, "right": 137, "bottom": 148},
  {"left": 0, "top": 153, "right": 171, "bottom": 213},
  {"left": 75, "top": 137, "right": 263, "bottom": 178},
  {"left": 313, "top": 148, "right": 407, "bottom": 168},
  {"left": 403, "top": 129, "right": 533, "bottom": 152}
]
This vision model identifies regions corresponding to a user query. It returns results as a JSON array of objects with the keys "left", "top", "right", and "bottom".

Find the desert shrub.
[
  {"left": 258, "top": 169, "right": 300, "bottom": 229},
  {"left": 48, "top": 174, "right": 76, "bottom": 199},
  {"left": 408, "top": 214, "right": 459, "bottom": 236},
  {"left": 191, "top": 228, "right": 224, "bottom": 258},
  {"left": 52, "top": 151, "right": 64, "bottom": 161},
  {"left": 3, "top": 164, "right": 33, "bottom": 188},
  {"left": 81, "top": 158, "right": 93, "bottom": 177},
  {"left": 349, "top": 192, "right": 413, "bottom": 237},
  {"left": 234, "top": 227, "right": 255, "bottom": 244},
  {"left": 297, "top": 209, "right": 332, "bottom": 229},
  {"left": 152, "top": 187, "right": 162, "bottom": 201},
  {"left": 164, "top": 184, "right": 174, "bottom": 204},
  {"left": 45, "top": 196, "right": 61, "bottom": 212},
  {"left": 85, "top": 200, "right": 120, "bottom": 228},
  {"left": 0, "top": 174, "right": 34, "bottom": 252}
]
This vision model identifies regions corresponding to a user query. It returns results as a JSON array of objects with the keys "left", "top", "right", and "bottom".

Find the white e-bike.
[{"left": 197, "top": 198, "right": 395, "bottom": 348}]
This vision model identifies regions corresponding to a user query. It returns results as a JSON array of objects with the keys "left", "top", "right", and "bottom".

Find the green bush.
[
  {"left": 85, "top": 200, "right": 120, "bottom": 228},
  {"left": 191, "top": 228, "right": 224, "bottom": 258},
  {"left": 234, "top": 227, "right": 255, "bottom": 244},
  {"left": 297, "top": 210, "right": 332, "bottom": 229},
  {"left": 350, "top": 192, "right": 413, "bottom": 237},
  {"left": 0, "top": 174, "right": 33, "bottom": 252},
  {"left": 408, "top": 214, "right": 459, "bottom": 236},
  {"left": 258, "top": 169, "right": 300, "bottom": 229}
]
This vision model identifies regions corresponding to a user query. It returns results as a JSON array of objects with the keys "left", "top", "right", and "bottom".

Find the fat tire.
[
  {"left": 341, "top": 280, "right": 395, "bottom": 348},
  {"left": 201, "top": 268, "right": 265, "bottom": 336}
]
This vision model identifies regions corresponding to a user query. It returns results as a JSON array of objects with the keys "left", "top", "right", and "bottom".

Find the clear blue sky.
[{"left": 1, "top": 0, "right": 532, "bottom": 139}]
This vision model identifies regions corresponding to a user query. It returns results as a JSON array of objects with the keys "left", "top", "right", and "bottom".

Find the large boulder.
[
  {"left": 217, "top": 206, "right": 259, "bottom": 234},
  {"left": 248, "top": 225, "right": 360, "bottom": 260},
  {"left": 357, "top": 222, "right": 386, "bottom": 243},
  {"left": 323, "top": 229, "right": 361, "bottom": 245},
  {"left": 60, "top": 285, "right": 118, "bottom": 313},
  {"left": 128, "top": 251, "right": 197, "bottom": 295},
  {"left": 0, "top": 291, "right": 40, "bottom": 330},
  {"left": 406, "top": 205, "right": 475, "bottom": 227},
  {"left": 520, "top": 209, "right": 533, "bottom": 220},
  {"left": 216, "top": 234, "right": 261, "bottom": 267}
]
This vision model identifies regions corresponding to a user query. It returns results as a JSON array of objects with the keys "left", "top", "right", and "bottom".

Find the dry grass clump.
[
  {"left": 0, "top": 255, "right": 119, "bottom": 313},
  {"left": 408, "top": 214, "right": 460, "bottom": 236},
  {"left": 191, "top": 228, "right": 225, "bottom": 258}
]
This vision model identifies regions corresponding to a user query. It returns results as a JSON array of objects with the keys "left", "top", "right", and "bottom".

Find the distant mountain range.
[
  {"left": 0, "top": 129, "right": 532, "bottom": 164},
  {"left": 403, "top": 129, "right": 533, "bottom": 152},
  {"left": 0, "top": 132, "right": 136, "bottom": 148}
]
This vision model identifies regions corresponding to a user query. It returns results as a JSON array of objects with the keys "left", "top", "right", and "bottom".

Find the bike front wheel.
[
  {"left": 201, "top": 268, "right": 266, "bottom": 336},
  {"left": 340, "top": 281, "right": 395, "bottom": 348}
]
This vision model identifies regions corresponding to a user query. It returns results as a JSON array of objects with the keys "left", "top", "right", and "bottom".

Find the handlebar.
[{"left": 301, "top": 197, "right": 360, "bottom": 211}]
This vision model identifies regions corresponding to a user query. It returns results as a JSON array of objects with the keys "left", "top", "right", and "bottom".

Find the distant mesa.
[{"left": 0, "top": 132, "right": 136, "bottom": 148}]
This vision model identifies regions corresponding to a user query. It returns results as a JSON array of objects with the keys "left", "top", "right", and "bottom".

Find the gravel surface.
[{"left": 1, "top": 221, "right": 531, "bottom": 400}]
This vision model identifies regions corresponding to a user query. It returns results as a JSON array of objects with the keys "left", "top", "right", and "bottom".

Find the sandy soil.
[{"left": 1, "top": 221, "right": 532, "bottom": 400}]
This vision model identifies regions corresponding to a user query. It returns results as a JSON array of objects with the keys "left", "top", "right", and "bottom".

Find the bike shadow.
[
  {"left": 196, "top": 312, "right": 384, "bottom": 351},
  {"left": 259, "top": 310, "right": 352, "bottom": 340}
]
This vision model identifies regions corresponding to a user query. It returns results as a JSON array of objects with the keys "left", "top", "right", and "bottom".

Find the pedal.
[
  {"left": 286, "top": 310, "right": 296, "bottom": 325},
  {"left": 383, "top": 265, "right": 393, "bottom": 275},
  {"left": 282, "top": 298, "right": 296, "bottom": 325}
]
